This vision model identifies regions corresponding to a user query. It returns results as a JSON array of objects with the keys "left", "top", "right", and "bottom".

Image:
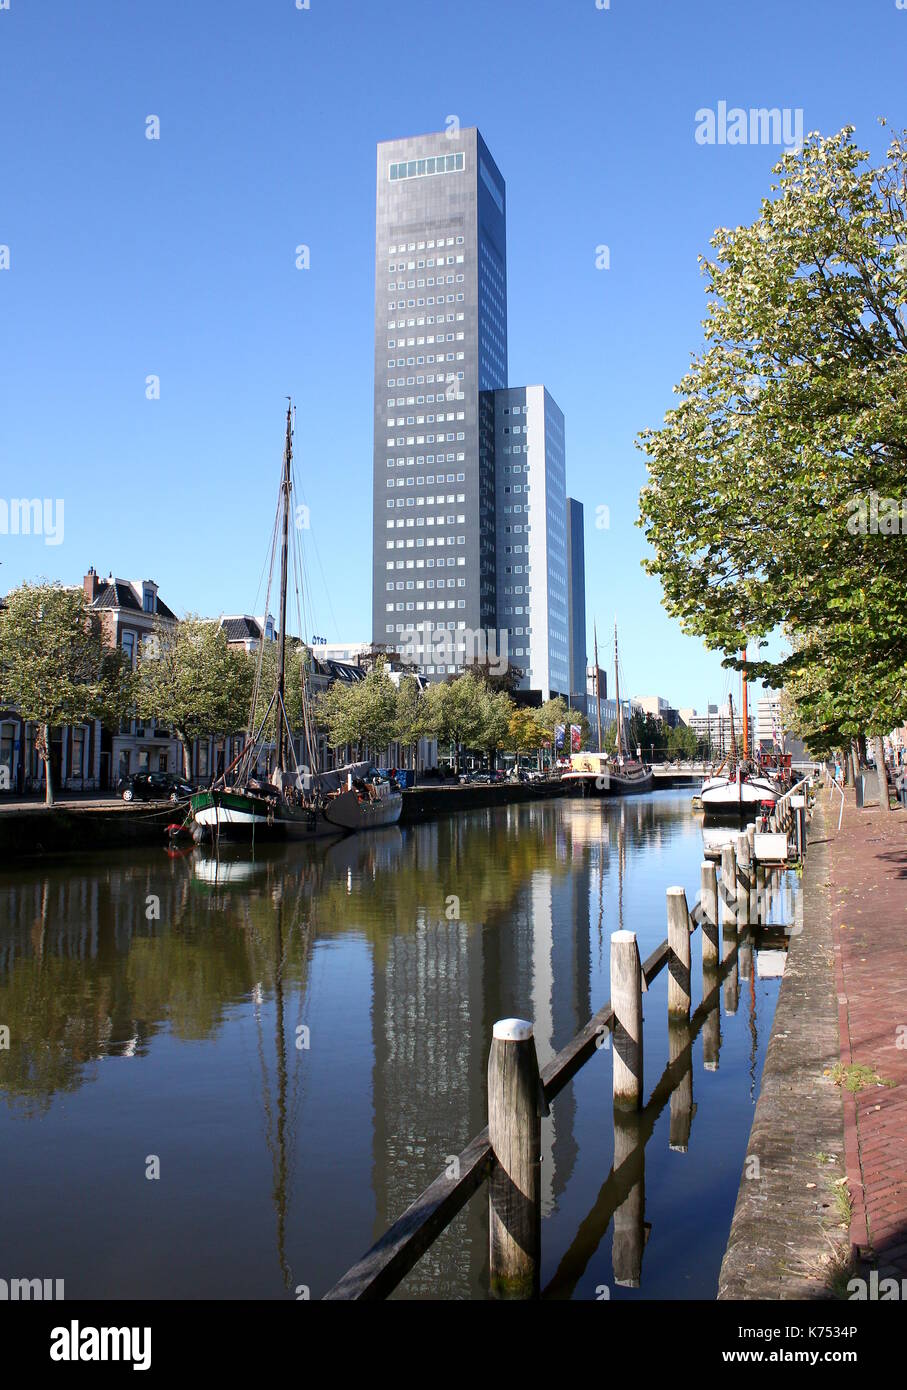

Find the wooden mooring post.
[
  {"left": 720, "top": 843, "right": 737, "bottom": 928},
  {"left": 700, "top": 861, "right": 721, "bottom": 1071},
  {"left": 735, "top": 832, "right": 750, "bottom": 928},
  {"left": 611, "top": 930, "right": 643, "bottom": 1110},
  {"left": 487, "top": 1018, "right": 542, "bottom": 1298},
  {"left": 666, "top": 886, "right": 691, "bottom": 1018}
]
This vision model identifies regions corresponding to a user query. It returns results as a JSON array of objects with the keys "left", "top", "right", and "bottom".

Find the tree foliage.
[
  {"left": 137, "top": 617, "right": 252, "bottom": 777},
  {"left": 0, "top": 583, "right": 135, "bottom": 804},
  {"left": 638, "top": 125, "right": 907, "bottom": 752}
]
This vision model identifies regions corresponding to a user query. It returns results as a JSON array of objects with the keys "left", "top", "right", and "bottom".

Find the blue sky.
[{"left": 0, "top": 0, "right": 902, "bottom": 710}]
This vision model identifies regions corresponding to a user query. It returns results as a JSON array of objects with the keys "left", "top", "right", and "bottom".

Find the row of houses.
[{"left": 0, "top": 569, "right": 437, "bottom": 796}]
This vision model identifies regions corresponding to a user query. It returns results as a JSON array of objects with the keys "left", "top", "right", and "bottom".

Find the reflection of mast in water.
[
  {"left": 617, "top": 803, "right": 626, "bottom": 933},
  {"left": 251, "top": 878, "right": 312, "bottom": 1293}
]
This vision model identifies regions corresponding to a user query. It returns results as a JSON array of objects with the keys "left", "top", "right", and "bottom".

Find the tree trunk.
[
  {"left": 872, "top": 735, "right": 891, "bottom": 813},
  {"left": 43, "top": 723, "right": 54, "bottom": 807},
  {"left": 179, "top": 735, "right": 192, "bottom": 782},
  {"left": 843, "top": 748, "right": 853, "bottom": 786}
]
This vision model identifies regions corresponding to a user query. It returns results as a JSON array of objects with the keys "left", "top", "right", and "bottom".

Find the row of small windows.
[
  {"left": 387, "top": 371, "right": 465, "bottom": 387},
  {"left": 388, "top": 335, "right": 465, "bottom": 350},
  {"left": 387, "top": 602, "right": 467, "bottom": 614},
  {"left": 387, "top": 575, "right": 467, "bottom": 589},
  {"left": 388, "top": 315, "right": 464, "bottom": 330},
  {"left": 388, "top": 275, "right": 465, "bottom": 292},
  {"left": 388, "top": 353, "right": 465, "bottom": 367},
  {"left": 387, "top": 436, "right": 465, "bottom": 450},
  {"left": 387, "top": 411, "right": 464, "bottom": 425},
  {"left": 388, "top": 253, "right": 464, "bottom": 271},
  {"left": 389, "top": 152, "right": 464, "bottom": 180},
  {"left": 388, "top": 236, "right": 463, "bottom": 253},
  {"left": 389, "top": 295, "right": 465, "bottom": 310}
]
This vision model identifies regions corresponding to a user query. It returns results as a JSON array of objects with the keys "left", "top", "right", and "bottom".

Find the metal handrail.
[{"left": 823, "top": 766, "right": 845, "bottom": 832}]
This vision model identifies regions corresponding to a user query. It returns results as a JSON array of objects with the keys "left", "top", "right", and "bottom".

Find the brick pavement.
[{"left": 829, "top": 795, "right": 907, "bottom": 1276}]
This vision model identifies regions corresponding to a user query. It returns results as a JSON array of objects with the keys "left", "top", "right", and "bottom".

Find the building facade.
[
  {"left": 371, "top": 128, "right": 587, "bottom": 699},
  {"left": 373, "top": 128, "right": 508, "bottom": 666},
  {"left": 566, "top": 498, "right": 586, "bottom": 705}
]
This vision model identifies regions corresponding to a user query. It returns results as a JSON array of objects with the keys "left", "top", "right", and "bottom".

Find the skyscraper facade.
[
  {"left": 566, "top": 497, "right": 587, "bottom": 704},
  {"left": 372, "top": 129, "right": 508, "bottom": 664},
  {"left": 485, "top": 385, "right": 571, "bottom": 700}
]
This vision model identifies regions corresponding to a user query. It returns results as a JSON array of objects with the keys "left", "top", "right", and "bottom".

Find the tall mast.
[
  {"left": 276, "top": 401, "right": 293, "bottom": 772},
  {"left": 593, "top": 622, "right": 603, "bottom": 754},
  {"left": 741, "top": 647, "right": 749, "bottom": 761},
  {"left": 614, "top": 620, "right": 622, "bottom": 762},
  {"left": 728, "top": 690, "right": 738, "bottom": 773}
]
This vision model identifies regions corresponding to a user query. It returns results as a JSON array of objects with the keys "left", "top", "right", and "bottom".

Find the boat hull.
[
  {"left": 605, "top": 769, "right": 655, "bottom": 796},
  {"left": 562, "top": 771, "right": 610, "bottom": 796},
  {"left": 190, "top": 789, "right": 340, "bottom": 842},
  {"left": 700, "top": 775, "right": 777, "bottom": 821},
  {"left": 322, "top": 787, "right": 403, "bottom": 831}
]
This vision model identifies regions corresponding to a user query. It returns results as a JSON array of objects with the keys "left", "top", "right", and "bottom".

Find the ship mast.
[
  {"left": 593, "top": 622, "right": 603, "bottom": 754},
  {"left": 741, "top": 647, "right": 749, "bottom": 762},
  {"left": 276, "top": 401, "right": 293, "bottom": 773},
  {"left": 614, "top": 621, "right": 623, "bottom": 764}
]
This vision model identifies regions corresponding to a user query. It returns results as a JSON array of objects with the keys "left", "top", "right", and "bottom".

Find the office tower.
[
  {"left": 485, "top": 385, "right": 570, "bottom": 700},
  {"left": 566, "top": 498, "right": 586, "bottom": 705},
  {"left": 372, "top": 129, "right": 508, "bottom": 665}
]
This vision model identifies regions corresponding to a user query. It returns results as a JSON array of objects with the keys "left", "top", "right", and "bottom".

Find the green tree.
[
  {"left": 394, "top": 674, "right": 432, "bottom": 769},
  {"left": 507, "top": 707, "right": 546, "bottom": 763},
  {"left": 137, "top": 617, "right": 252, "bottom": 780},
  {"left": 0, "top": 583, "right": 135, "bottom": 805},
  {"left": 638, "top": 125, "right": 907, "bottom": 811},
  {"left": 315, "top": 659, "right": 398, "bottom": 761},
  {"left": 425, "top": 672, "right": 488, "bottom": 773},
  {"left": 480, "top": 686, "right": 515, "bottom": 768}
]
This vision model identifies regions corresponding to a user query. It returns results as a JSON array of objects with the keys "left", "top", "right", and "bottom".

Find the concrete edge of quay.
[{"left": 718, "top": 794, "right": 850, "bottom": 1300}]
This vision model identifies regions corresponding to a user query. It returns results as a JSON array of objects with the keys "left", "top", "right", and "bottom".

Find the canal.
[{"left": 0, "top": 790, "right": 796, "bottom": 1300}]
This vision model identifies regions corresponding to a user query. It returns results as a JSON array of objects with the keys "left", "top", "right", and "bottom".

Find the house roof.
[
  {"left": 220, "top": 616, "right": 263, "bottom": 643},
  {"left": 90, "top": 579, "right": 176, "bottom": 621}
]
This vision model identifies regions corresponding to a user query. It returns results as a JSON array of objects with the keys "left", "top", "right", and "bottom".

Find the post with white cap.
[
  {"left": 700, "top": 863, "right": 721, "bottom": 1072},
  {"left": 700, "top": 861, "right": 719, "bottom": 967},
  {"left": 735, "top": 833, "right": 750, "bottom": 928},
  {"left": 611, "top": 930, "right": 643, "bottom": 1110},
  {"left": 487, "top": 1018, "right": 541, "bottom": 1298},
  {"left": 666, "top": 887, "right": 691, "bottom": 1019},
  {"left": 720, "top": 843, "right": 737, "bottom": 929},
  {"left": 792, "top": 794, "right": 807, "bottom": 861}
]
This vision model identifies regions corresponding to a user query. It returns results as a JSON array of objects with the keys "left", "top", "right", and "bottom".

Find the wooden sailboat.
[
  {"left": 190, "top": 403, "right": 402, "bottom": 842},
  {"left": 562, "top": 622, "right": 653, "bottom": 796},
  {"left": 603, "top": 622, "right": 653, "bottom": 795}
]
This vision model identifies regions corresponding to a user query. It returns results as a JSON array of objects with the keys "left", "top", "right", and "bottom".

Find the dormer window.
[{"left": 142, "top": 585, "right": 155, "bottom": 614}]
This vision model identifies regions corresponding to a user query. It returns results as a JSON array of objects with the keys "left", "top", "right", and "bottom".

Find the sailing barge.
[
  {"left": 190, "top": 404, "right": 402, "bottom": 843},
  {"left": 562, "top": 622, "right": 653, "bottom": 797}
]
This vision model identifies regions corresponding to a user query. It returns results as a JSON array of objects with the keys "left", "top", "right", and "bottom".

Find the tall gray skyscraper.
[{"left": 372, "top": 129, "right": 508, "bottom": 663}]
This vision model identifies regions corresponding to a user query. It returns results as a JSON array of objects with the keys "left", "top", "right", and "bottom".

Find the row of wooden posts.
[{"left": 325, "top": 791, "right": 811, "bottom": 1300}]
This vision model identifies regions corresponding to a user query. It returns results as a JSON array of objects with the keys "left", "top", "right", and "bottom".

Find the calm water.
[{"left": 0, "top": 791, "right": 795, "bottom": 1300}]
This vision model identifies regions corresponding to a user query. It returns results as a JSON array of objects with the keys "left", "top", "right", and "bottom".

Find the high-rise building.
[
  {"left": 566, "top": 499, "right": 586, "bottom": 704},
  {"left": 371, "top": 128, "right": 586, "bottom": 697},
  {"left": 483, "top": 385, "right": 570, "bottom": 699},
  {"left": 372, "top": 129, "right": 508, "bottom": 660}
]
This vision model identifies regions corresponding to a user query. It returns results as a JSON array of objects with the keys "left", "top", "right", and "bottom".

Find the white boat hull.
[{"left": 700, "top": 775, "right": 778, "bottom": 817}]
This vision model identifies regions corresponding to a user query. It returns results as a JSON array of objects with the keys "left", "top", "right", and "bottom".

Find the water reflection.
[{"left": 0, "top": 793, "right": 790, "bottom": 1299}]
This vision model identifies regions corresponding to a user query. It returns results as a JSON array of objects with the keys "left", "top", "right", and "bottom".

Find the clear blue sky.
[{"left": 0, "top": 0, "right": 901, "bottom": 710}]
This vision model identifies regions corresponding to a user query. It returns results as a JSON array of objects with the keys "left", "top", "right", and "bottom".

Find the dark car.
[{"left": 118, "top": 771, "right": 194, "bottom": 803}]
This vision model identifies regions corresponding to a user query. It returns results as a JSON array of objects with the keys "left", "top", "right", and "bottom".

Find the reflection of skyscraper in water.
[
  {"left": 482, "top": 855, "right": 592, "bottom": 1216},
  {"left": 370, "top": 900, "right": 488, "bottom": 1297},
  {"left": 368, "top": 811, "right": 593, "bottom": 1293}
]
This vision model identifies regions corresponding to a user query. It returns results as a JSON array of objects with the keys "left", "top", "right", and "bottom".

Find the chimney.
[{"left": 83, "top": 567, "right": 103, "bottom": 603}]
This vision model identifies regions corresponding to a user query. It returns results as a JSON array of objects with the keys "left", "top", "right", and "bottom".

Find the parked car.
[{"left": 118, "top": 771, "right": 194, "bottom": 803}]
